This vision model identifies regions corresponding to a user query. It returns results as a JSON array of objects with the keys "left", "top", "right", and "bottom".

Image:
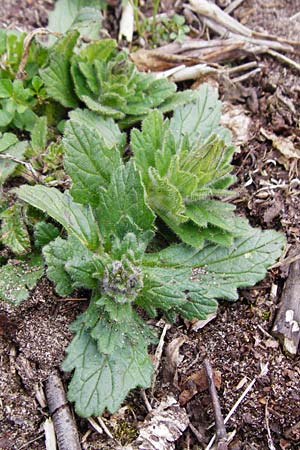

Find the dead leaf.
[
  {"left": 164, "top": 336, "right": 188, "bottom": 385},
  {"left": 260, "top": 128, "right": 300, "bottom": 162},
  {"left": 121, "top": 396, "right": 189, "bottom": 450},
  {"left": 221, "top": 102, "right": 251, "bottom": 149},
  {"left": 179, "top": 368, "right": 222, "bottom": 405},
  {"left": 190, "top": 312, "right": 217, "bottom": 331}
]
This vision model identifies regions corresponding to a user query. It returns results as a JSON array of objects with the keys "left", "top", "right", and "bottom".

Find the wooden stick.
[
  {"left": 187, "top": 0, "right": 299, "bottom": 58},
  {"left": 272, "top": 257, "right": 300, "bottom": 355},
  {"left": 151, "top": 323, "right": 171, "bottom": 392},
  {"left": 45, "top": 371, "right": 81, "bottom": 450},
  {"left": 206, "top": 363, "right": 268, "bottom": 449},
  {"left": 203, "top": 359, "right": 228, "bottom": 450},
  {"left": 225, "top": 0, "right": 246, "bottom": 15},
  {"left": 267, "top": 49, "right": 300, "bottom": 72}
]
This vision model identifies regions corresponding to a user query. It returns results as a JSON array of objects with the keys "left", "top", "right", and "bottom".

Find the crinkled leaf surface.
[
  {"left": 62, "top": 327, "right": 153, "bottom": 417},
  {"left": 33, "top": 221, "right": 60, "bottom": 248},
  {"left": 1, "top": 203, "right": 30, "bottom": 255},
  {"left": 43, "top": 235, "right": 98, "bottom": 295},
  {"left": 96, "top": 161, "right": 155, "bottom": 242},
  {"left": 68, "top": 109, "right": 126, "bottom": 149},
  {"left": 48, "top": 0, "right": 106, "bottom": 36},
  {"left": 63, "top": 117, "right": 122, "bottom": 205},
  {"left": 0, "top": 255, "right": 44, "bottom": 305},
  {"left": 131, "top": 92, "right": 237, "bottom": 246},
  {"left": 169, "top": 83, "right": 231, "bottom": 147},
  {"left": 16, "top": 185, "right": 100, "bottom": 250},
  {"left": 40, "top": 31, "right": 79, "bottom": 108},
  {"left": 143, "top": 223, "right": 285, "bottom": 309}
]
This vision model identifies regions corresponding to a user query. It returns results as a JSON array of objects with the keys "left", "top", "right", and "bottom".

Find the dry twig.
[
  {"left": 16, "top": 28, "right": 62, "bottom": 80},
  {"left": 151, "top": 322, "right": 171, "bottom": 391},
  {"left": 206, "top": 363, "right": 269, "bottom": 449},
  {"left": 204, "top": 359, "right": 228, "bottom": 450}
]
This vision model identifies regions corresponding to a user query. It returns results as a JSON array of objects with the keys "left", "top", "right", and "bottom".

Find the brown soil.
[{"left": 0, "top": 1, "right": 300, "bottom": 450}]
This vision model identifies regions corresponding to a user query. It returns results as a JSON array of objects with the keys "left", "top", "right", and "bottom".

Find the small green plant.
[
  {"left": 16, "top": 92, "right": 285, "bottom": 417},
  {"left": 150, "top": 14, "right": 190, "bottom": 45},
  {"left": 41, "top": 32, "right": 197, "bottom": 127}
]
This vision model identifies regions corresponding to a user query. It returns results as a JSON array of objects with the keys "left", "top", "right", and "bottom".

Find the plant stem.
[
  {"left": 151, "top": 0, "right": 161, "bottom": 44},
  {"left": 133, "top": 0, "right": 141, "bottom": 36}
]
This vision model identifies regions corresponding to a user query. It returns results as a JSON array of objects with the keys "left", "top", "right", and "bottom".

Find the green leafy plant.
[
  {"left": 41, "top": 33, "right": 198, "bottom": 127},
  {"left": 132, "top": 83, "right": 240, "bottom": 247},
  {"left": 16, "top": 98, "right": 285, "bottom": 417},
  {"left": 47, "top": 0, "right": 106, "bottom": 39},
  {"left": 147, "top": 14, "right": 190, "bottom": 45}
]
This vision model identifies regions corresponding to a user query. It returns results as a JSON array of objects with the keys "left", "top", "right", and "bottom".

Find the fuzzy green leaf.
[
  {"left": 33, "top": 221, "right": 60, "bottom": 248},
  {"left": 48, "top": 0, "right": 106, "bottom": 36},
  {"left": 68, "top": 109, "right": 126, "bottom": 149},
  {"left": 62, "top": 327, "right": 153, "bottom": 417},
  {"left": 0, "top": 255, "right": 44, "bottom": 305},
  {"left": 1, "top": 203, "right": 30, "bottom": 255},
  {"left": 16, "top": 185, "right": 100, "bottom": 250},
  {"left": 0, "top": 140, "right": 27, "bottom": 185},
  {"left": 63, "top": 117, "right": 122, "bottom": 205},
  {"left": 169, "top": 83, "right": 230, "bottom": 147},
  {"left": 143, "top": 224, "right": 285, "bottom": 306},
  {"left": 40, "top": 31, "right": 79, "bottom": 108},
  {"left": 30, "top": 116, "right": 47, "bottom": 153},
  {"left": 96, "top": 161, "right": 155, "bottom": 242},
  {"left": 43, "top": 235, "right": 98, "bottom": 295},
  {"left": 132, "top": 99, "right": 237, "bottom": 246}
]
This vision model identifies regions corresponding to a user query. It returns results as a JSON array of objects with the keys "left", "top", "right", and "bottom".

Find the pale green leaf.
[
  {"left": 48, "top": 0, "right": 106, "bottom": 36},
  {"left": 0, "top": 140, "right": 27, "bottom": 185},
  {"left": 43, "top": 235, "right": 98, "bottom": 295},
  {"left": 143, "top": 225, "right": 286, "bottom": 303},
  {"left": 30, "top": 116, "right": 47, "bottom": 153},
  {"left": 40, "top": 32, "right": 79, "bottom": 108},
  {"left": 43, "top": 237, "right": 74, "bottom": 296},
  {"left": 96, "top": 161, "right": 155, "bottom": 241},
  {"left": 1, "top": 203, "right": 30, "bottom": 255},
  {"left": 0, "top": 132, "right": 18, "bottom": 152},
  {"left": 63, "top": 118, "right": 122, "bottom": 205},
  {"left": 16, "top": 185, "right": 100, "bottom": 250},
  {"left": 33, "top": 221, "right": 60, "bottom": 248},
  {"left": 0, "top": 254, "right": 44, "bottom": 305},
  {"left": 62, "top": 327, "right": 153, "bottom": 417},
  {"left": 169, "top": 83, "right": 227, "bottom": 147},
  {"left": 68, "top": 109, "right": 125, "bottom": 149}
]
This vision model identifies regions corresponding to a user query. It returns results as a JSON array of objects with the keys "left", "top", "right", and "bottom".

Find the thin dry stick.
[
  {"left": 204, "top": 359, "right": 228, "bottom": 450},
  {"left": 271, "top": 252, "right": 300, "bottom": 269},
  {"left": 17, "top": 434, "right": 44, "bottom": 450},
  {"left": 97, "top": 416, "right": 115, "bottom": 440},
  {"left": 267, "top": 49, "right": 300, "bottom": 72},
  {"left": 44, "top": 418, "right": 57, "bottom": 450},
  {"left": 157, "top": 61, "right": 259, "bottom": 83},
  {"left": 141, "top": 389, "right": 153, "bottom": 412},
  {"left": 189, "top": 0, "right": 300, "bottom": 49},
  {"left": 88, "top": 417, "right": 103, "bottom": 435},
  {"left": 206, "top": 363, "right": 269, "bottom": 450},
  {"left": 16, "top": 28, "right": 62, "bottom": 79},
  {"left": 0, "top": 153, "right": 40, "bottom": 181},
  {"left": 151, "top": 322, "right": 171, "bottom": 391},
  {"left": 230, "top": 67, "right": 261, "bottom": 83},
  {"left": 225, "top": 0, "right": 246, "bottom": 15},
  {"left": 265, "top": 402, "right": 276, "bottom": 450}
]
